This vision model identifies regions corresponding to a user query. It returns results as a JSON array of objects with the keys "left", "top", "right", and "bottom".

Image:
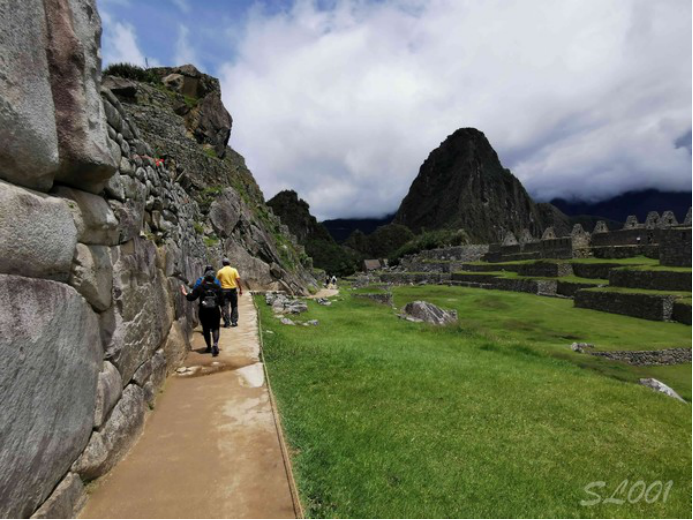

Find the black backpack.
[{"left": 200, "top": 282, "right": 219, "bottom": 309}]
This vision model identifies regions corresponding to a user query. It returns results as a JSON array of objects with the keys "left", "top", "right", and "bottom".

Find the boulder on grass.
[
  {"left": 639, "top": 378, "right": 685, "bottom": 402},
  {"left": 402, "top": 301, "right": 458, "bottom": 326}
]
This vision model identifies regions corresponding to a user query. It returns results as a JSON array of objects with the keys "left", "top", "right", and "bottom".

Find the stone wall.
[
  {"left": 570, "top": 262, "right": 622, "bottom": 280},
  {"left": 480, "top": 213, "right": 691, "bottom": 263},
  {"left": 377, "top": 272, "right": 452, "bottom": 285},
  {"left": 574, "top": 290, "right": 678, "bottom": 322},
  {"left": 0, "top": 1, "right": 314, "bottom": 517},
  {"left": 589, "top": 347, "right": 691, "bottom": 366},
  {"left": 659, "top": 227, "right": 692, "bottom": 267},
  {"left": 673, "top": 300, "right": 691, "bottom": 325},
  {"left": 403, "top": 245, "right": 490, "bottom": 263},
  {"left": 517, "top": 261, "right": 573, "bottom": 278},
  {"left": 609, "top": 268, "right": 691, "bottom": 292},
  {"left": 556, "top": 280, "right": 603, "bottom": 297}
]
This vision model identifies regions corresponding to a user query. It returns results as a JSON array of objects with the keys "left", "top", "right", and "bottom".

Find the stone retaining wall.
[
  {"left": 517, "top": 261, "right": 573, "bottom": 278},
  {"left": 673, "top": 301, "right": 691, "bottom": 325},
  {"left": 570, "top": 263, "right": 621, "bottom": 280},
  {"left": 609, "top": 268, "right": 691, "bottom": 292},
  {"left": 377, "top": 272, "right": 452, "bottom": 285},
  {"left": 556, "top": 280, "right": 603, "bottom": 297},
  {"left": 589, "top": 347, "right": 691, "bottom": 366},
  {"left": 574, "top": 290, "right": 677, "bottom": 321}
]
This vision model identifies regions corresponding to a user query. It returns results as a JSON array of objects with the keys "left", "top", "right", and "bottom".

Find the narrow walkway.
[{"left": 80, "top": 294, "right": 296, "bottom": 519}]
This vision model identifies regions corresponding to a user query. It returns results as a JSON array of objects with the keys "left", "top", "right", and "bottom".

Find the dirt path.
[
  {"left": 80, "top": 294, "right": 297, "bottom": 519},
  {"left": 308, "top": 288, "right": 339, "bottom": 299}
]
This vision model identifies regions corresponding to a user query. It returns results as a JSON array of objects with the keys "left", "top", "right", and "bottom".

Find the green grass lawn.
[{"left": 258, "top": 287, "right": 691, "bottom": 518}]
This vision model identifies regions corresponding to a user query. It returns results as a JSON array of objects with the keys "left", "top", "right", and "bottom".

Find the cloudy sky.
[{"left": 98, "top": 0, "right": 691, "bottom": 220}]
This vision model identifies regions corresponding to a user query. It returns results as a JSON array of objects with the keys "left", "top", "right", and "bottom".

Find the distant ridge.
[
  {"left": 551, "top": 189, "right": 692, "bottom": 223},
  {"left": 322, "top": 214, "right": 395, "bottom": 243}
]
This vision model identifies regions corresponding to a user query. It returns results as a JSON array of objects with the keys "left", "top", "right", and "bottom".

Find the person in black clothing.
[{"left": 181, "top": 271, "right": 223, "bottom": 356}]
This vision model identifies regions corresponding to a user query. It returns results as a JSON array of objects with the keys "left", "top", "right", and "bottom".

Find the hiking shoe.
[{"left": 231, "top": 323, "right": 238, "bottom": 327}]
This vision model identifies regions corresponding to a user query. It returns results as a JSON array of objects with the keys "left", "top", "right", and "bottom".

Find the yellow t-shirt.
[{"left": 217, "top": 266, "right": 240, "bottom": 289}]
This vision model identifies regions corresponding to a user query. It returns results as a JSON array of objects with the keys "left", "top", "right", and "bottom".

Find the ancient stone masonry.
[
  {"left": 659, "top": 227, "right": 692, "bottom": 267},
  {"left": 672, "top": 300, "right": 692, "bottom": 325},
  {"left": 609, "top": 268, "right": 691, "bottom": 292},
  {"left": 574, "top": 290, "right": 679, "bottom": 322},
  {"left": 589, "top": 347, "right": 691, "bottom": 366},
  {"left": 0, "top": 1, "right": 315, "bottom": 517},
  {"left": 480, "top": 210, "right": 691, "bottom": 264}
]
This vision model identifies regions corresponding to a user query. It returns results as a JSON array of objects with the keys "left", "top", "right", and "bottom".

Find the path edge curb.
[{"left": 254, "top": 293, "right": 305, "bottom": 519}]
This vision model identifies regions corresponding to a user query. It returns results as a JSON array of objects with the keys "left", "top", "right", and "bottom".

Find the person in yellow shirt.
[{"left": 216, "top": 258, "right": 243, "bottom": 327}]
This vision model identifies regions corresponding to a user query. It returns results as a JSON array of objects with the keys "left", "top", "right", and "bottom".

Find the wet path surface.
[{"left": 80, "top": 294, "right": 296, "bottom": 519}]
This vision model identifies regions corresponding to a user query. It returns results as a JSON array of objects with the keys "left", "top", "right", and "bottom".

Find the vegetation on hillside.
[
  {"left": 103, "top": 62, "right": 161, "bottom": 84},
  {"left": 343, "top": 224, "right": 414, "bottom": 259}
]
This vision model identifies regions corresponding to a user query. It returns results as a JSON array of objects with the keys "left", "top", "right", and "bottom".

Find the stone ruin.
[{"left": 479, "top": 210, "right": 692, "bottom": 266}]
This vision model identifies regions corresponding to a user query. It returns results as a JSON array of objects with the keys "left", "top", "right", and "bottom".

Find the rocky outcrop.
[
  {"left": 268, "top": 190, "right": 334, "bottom": 244},
  {"left": 151, "top": 65, "right": 232, "bottom": 158},
  {"left": 0, "top": 275, "right": 101, "bottom": 518},
  {"left": 112, "top": 72, "right": 315, "bottom": 293},
  {"left": 392, "top": 128, "right": 570, "bottom": 242}
]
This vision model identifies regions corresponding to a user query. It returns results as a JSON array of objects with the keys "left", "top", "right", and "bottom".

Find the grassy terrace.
[
  {"left": 581, "top": 286, "right": 692, "bottom": 299},
  {"left": 258, "top": 285, "right": 691, "bottom": 518},
  {"left": 612, "top": 264, "right": 692, "bottom": 273},
  {"left": 452, "top": 270, "right": 608, "bottom": 285},
  {"left": 467, "top": 255, "right": 661, "bottom": 267}
]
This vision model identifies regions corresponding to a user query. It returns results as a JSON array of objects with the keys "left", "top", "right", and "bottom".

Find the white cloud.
[
  {"left": 216, "top": 0, "right": 690, "bottom": 219},
  {"left": 174, "top": 24, "right": 198, "bottom": 66},
  {"left": 172, "top": 0, "right": 190, "bottom": 13},
  {"left": 102, "top": 21, "right": 147, "bottom": 66}
]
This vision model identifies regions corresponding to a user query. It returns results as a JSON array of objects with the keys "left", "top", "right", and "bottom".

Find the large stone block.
[
  {"left": 0, "top": 180, "right": 77, "bottom": 281},
  {"left": 30, "top": 472, "right": 86, "bottom": 519},
  {"left": 69, "top": 243, "right": 113, "bottom": 311},
  {"left": 93, "top": 362, "right": 122, "bottom": 429},
  {"left": 109, "top": 176, "right": 147, "bottom": 243},
  {"left": 44, "top": 0, "right": 117, "bottom": 193},
  {"left": 164, "top": 318, "right": 190, "bottom": 374},
  {"left": 53, "top": 186, "right": 119, "bottom": 246},
  {"left": 0, "top": 1, "right": 59, "bottom": 192},
  {"left": 0, "top": 275, "right": 101, "bottom": 518},
  {"left": 101, "top": 238, "right": 173, "bottom": 385},
  {"left": 72, "top": 384, "right": 146, "bottom": 481}
]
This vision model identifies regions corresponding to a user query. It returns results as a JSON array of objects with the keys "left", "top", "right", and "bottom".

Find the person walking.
[
  {"left": 193, "top": 264, "right": 220, "bottom": 289},
  {"left": 217, "top": 258, "right": 243, "bottom": 328},
  {"left": 181, "top": 270, "right": 223, "bottom": 356}
]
